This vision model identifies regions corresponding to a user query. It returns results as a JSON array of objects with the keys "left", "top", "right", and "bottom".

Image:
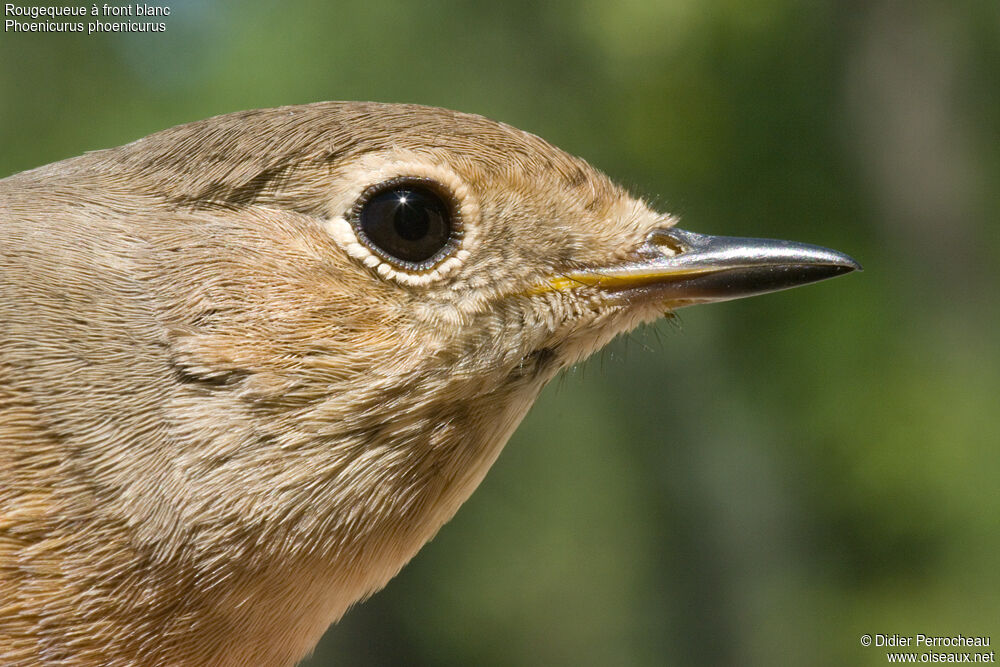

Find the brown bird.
[{"left": 0, "top": 102, "right": 858, "bottom": 665}]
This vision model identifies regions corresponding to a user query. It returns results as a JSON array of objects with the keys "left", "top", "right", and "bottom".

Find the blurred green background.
[{"left": 2, "top": 1, "right": 998, "bottom": 665}]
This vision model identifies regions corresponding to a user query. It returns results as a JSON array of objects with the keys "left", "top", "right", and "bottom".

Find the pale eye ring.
[{"left": 350, "top": 178, "right": 461, "bottom": 271}]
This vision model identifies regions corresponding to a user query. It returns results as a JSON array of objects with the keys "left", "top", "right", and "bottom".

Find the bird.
[{"left": 0, "top": 101, "right": 859, "bottom": 666}]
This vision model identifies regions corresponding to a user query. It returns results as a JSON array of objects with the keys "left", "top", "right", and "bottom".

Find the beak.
[{"left": 552, "top": 227, "right": 861, "bottom": 308}]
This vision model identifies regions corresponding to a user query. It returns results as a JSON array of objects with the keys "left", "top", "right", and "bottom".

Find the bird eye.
[{"left": 353, "top": 179, "right": 457, "bottom": 270}]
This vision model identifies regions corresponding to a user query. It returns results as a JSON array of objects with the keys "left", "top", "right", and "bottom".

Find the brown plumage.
[{"left": 0, "top": 102, "right": 858, "bottom": 665}]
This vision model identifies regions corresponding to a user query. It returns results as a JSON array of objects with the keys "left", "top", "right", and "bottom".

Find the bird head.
[{"left": 124, "top": 101, "right": 856, "bottom": 422}]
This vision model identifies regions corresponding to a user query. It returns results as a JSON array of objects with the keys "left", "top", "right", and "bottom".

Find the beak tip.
[{"left": 832, "top": 252, "right": 863, "bottom": 274}]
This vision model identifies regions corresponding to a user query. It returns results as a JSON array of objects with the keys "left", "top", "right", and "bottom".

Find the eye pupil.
[
  {"left": 357, "top": 183, "right": 453, "bottom": 267},
  {"left": 393, "top": 196, "right": 430, "bottom": 242}
]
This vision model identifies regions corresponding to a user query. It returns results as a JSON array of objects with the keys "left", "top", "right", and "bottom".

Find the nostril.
[{"left": 648, "top": 229, "right": 687, "bottom": 257}]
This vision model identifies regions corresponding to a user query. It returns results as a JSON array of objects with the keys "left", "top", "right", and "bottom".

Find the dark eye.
[{"left": 354, "top": 181, "right": 456, "bottom": 269}]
